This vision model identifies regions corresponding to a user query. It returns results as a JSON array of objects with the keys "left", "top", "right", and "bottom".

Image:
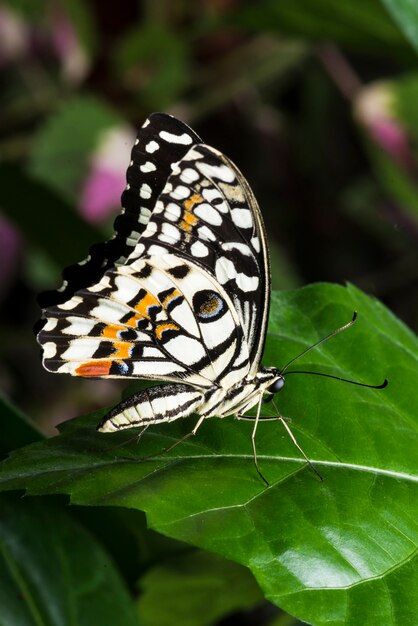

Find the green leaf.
[
  {"left": 356, "top": 74, "right": 418, "bottom": 227},
  {"left": 62, "top": 0, "right": 98, "bottom": 57},
  {"left": 0, "top": 283, "right": 417, "bottom": 626},
  {"left": 114, "top": 24, "right": 189, "bottom": 109},
  {"left": 393, "top": 73, "right": 418, "bottom": 143},
  {"left": 137, "top": 550, "right": 263, "bottom": 626},
  {"left": 73, "top": 506, "right": 189, "bottom": 587},
  {"left": 0, "top": 494, "right": 139, "bottom": 626},
  {"left": 239, "top": 0, "right": 412, "bottom": 59},
  {"left": 28, "top": 96, "right": 122, "bottom": 206},
  {"left": 381, "top": 0, "right": 418, "bottom": 54},
  {"left": 0, "top": 394, "right": 42, "bottom": 457},
  {"left": 0, "top": 163, "right": 98, "bottom": 268}
]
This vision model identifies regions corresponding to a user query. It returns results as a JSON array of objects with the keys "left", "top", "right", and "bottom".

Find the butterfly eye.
[
  {"left": 269, "top": 376, "right": 285, "bottom": 393},
  {"left": 193, "top": 290, "right": 225, "bottom": 323}
]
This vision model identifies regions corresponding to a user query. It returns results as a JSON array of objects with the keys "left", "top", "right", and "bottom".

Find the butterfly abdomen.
[{"left": 97, "top": 383, "right": 204, "bottom": 432}]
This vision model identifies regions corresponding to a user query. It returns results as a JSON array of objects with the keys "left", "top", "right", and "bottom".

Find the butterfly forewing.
[{"left": 37, "top": 113, "right": 201, "bottom": 310}]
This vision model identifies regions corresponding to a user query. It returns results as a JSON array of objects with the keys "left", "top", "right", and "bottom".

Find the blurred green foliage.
[{"left": 0, "top": 1, "right": 418, "bottom": 625}]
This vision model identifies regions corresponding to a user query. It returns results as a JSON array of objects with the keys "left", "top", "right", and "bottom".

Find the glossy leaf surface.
[
  {"left": 137, "top": 551, "right": 262, "bottom": 626},
  {"left": 0, "top": 494, "right": 140, "bottom": 626},
  {"left": 0, "top": 284, "right": 416, "bottom": 626}
]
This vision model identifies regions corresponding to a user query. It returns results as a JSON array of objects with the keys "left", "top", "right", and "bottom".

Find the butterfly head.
[
  {"left": 256, "top": 367, "right": 285, "bottom": 400},
  {"left": 268, "top": 375, "right": 285, "bottom": 393}
]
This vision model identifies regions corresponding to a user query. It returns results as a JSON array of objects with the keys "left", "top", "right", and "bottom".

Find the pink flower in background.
[
  {"left": 354, "top": 82, "right": 413, "bottom": 169},
  {"left": 0, "top": 5, "right": 29, "bottom": 66},
  {"left": 49, "top": 6, "right": 89, "bottom": 84},
  {"left": 0, "top": 214, "right": 21, "bottom": 296},
  {"left": 0, "top": 3, "right": 89, "bottom": 83},
  {"left": 79, "top": 126, "right": 136, "bottom": 224}
]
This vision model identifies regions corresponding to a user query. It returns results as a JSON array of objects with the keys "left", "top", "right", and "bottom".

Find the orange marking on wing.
[
  {"left": 101, "top": 324, "right": 125, "bottom": 339},
  {"left": 184, "top": 193, "right": 203, "bottom": 210},
  {"left": 180, "top": 211, "right": 198, "bottom": 232},
  {"left": 155, "top": 323, "right": 179, "bottom": 340},
  {"left": 162, "top": 289, "right": 182, "bottom": 307},
  {"left": 125, "top": 314, "right": 143, "bottom": 327},
  {"left": 135, "top": 292, "right": 160, "bottom": 318},
  {"left": 76, "top": 360, "right": 112, "bottom": 377},
  {"left": 112, "top": 342, "right": 133, "bottom": 359}
]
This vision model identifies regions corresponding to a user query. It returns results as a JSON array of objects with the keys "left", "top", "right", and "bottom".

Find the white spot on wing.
[
  {"left": 222, "top": 242, "right": 252, "bottom": 256},
  {"left": 197, "top": 225, "right": 216, "bottom": 241},
  {"left": 201, "top": 188, "right": 228, "bottom": 213},
  {"left": 169, "top": 299, "right": 199, "bottom": 338},
  {"left": 165, "top": 202, "right": 181, "bottom": 221},
  {"left": 251, "top": 237, "right": 260, "bottom": 253},
  {"left": 140, "top": 161, "right": 156, "bottom": 173},
  {"left": 132, "top": 361, "right": 185, "bottom": 376},
  {"left": 190, "top": 240, "right": 209, "bottom": 257},
  {"left": 43, "top": 318, "right": 58, "bottom": 332},
  {"left": 57, "top": 280, "right": 68, "bottom": 292},
  {"left": 215, "top": 257, "right": 259, "bottom": 292},
  {"left": 146, "top": 140, "right": 159, "bottom": 153},
  {"left": 231, "top": 208, "right": 253, "bottom": 229},
  {"left": 78, "top": 255, "right": 91, "bottom": 266},
  {"left": 143, "top": 221, "right": 157, "bottom": 237},
  {"left": 58, "top": 296, "right": 83, "bottom": 311},
  {"left": 199, "top": 313, "right": 235, "bottom": 351},
  {"left": 61, "top": 317, "right": 96, "bottom": 336},
  {"left": 165, "top": 336, "right": 205, "bottom": 365},
  {"left": 198, "top": 162, "right": 235, "bottom": 183},
  {"left": 160, "top": 222, "right": 180, "bottom": 244},
  {"left": 128, "top": 242, "right": 145, "bottom": 260},
  {"left": 140, "top": 183, "right": 152, "bottom": 199},
  {"left": 159, "top": 130, "right": 193, "bottom": 145},
  {"left": 194, "top": 203, "right": 222, "bottom": 226},
  {"left": 139, "top": 207, "right": 151, "bottom": 224},
  {"left": 89, "top": 276, "right": 110, "bottom": 292},
  {"left": 91, "top": 299, "right": 131, "bottom": 324},
  {"left": 147, "top": 244, "right": 168, "bottom": 255},
  {"left": 114, "top": 274, "right": 142, "bottom": 303},
  {"left": 171, "top": 185, "right": 190, "bottom": 200},
  {"left": 180, "top": 167, "right": 199, "bottom": 183},
  {"left": 43, "top": 342, "right": 57, "bottom": 358}
]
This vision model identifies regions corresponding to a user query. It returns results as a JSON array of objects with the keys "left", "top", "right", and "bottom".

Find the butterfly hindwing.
[{"left": 38, "top": 255, "right": 248, "bottom": 389}]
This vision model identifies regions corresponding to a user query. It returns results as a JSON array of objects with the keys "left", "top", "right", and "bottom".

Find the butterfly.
[{"left": 38, "top": 112, "right": 385, "bottom": 482}]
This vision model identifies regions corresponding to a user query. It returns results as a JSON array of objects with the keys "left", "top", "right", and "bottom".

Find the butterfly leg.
[
  {"left": 271, "top": 399, "right": 323, "bottom": 481},
  {"left": 250, "top": 395, "right": 269, "bottom": 487},
  {"left": 159, "top": 414, "right": 206, "bottom": 455},
  {"left": 99, "top": 423, "right": 150, "bottom": 452},
  {"left": 136, "top": 413, "right": 207, "bottom": 463}
]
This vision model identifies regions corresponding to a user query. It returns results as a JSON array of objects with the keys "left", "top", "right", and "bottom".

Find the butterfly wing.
[
  {"left": 37, "top": 113, "right": 201, "bottom": 310},
  {"left": 38, "top": 254, "right": 247, "bottom": 389},
  {"left": 125, "top": 143, "right": 270, "bottom": 377},
  {"left": 37, "top": 114, "right": 269, "bottom": 390}
]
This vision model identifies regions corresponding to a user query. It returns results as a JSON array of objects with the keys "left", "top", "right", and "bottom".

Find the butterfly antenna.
[
  {"left": 272, "top": 399, "right": 323, "bottom": 481},
  {"left": 285, "top": 371, "right": 388, "bottom": 389},
  {"left": 280, "top": 311, "right": 358, "bottom": 374}
]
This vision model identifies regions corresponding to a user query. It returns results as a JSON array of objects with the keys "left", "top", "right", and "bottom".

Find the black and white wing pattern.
[{"left": 37, "top": 113, "right": 281, "bottom": 434}]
